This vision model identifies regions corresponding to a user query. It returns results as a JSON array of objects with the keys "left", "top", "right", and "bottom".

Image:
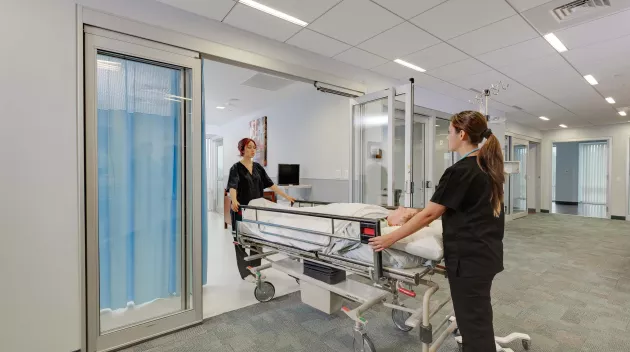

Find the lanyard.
[{"left": 460, "top": 148, "right": 479, "bottom": 160}]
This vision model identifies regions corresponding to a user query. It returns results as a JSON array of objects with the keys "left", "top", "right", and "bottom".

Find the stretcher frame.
[{"left": 234, "top": 200, "right": 531, "bottom": 352}]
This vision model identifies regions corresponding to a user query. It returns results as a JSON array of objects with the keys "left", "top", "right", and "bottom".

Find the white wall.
[
  {"left": 211, "top": 83, "right": 350, "bottom": 181},
  {"left": 542, "top": 125, "right": 630, "bottom": 217},
  {"left": 507, "top": 120, "right": 543, "bottom": 141},
  {"left": 1, "top": 1, "right": 81, "bottom": 352},
  {"left": 554, "top": 142, "right": 580, "bottom": 203}
]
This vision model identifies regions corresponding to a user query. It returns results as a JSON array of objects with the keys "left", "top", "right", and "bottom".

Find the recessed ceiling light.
[
  {"left": 394, "top": 59, "right": 426, "bottom": 72},
  {"left": 584, "top": 75, "right": 598, "bottom": 85},
  {"left": 539, "top": 116, "right": 549, "bottom": 121},
  {"left": 543, "top": 33, "right": 568, "bottom": 53},
  {"left": 559, "top": 124, "right": 567, "bottom": 128},
  {"left": 239, "top": 0, "right": 308, "bottom": 27},
  {"left": 619, "top": 111, "right": 627, "bottom": 116},
  {"left": 216, "top": 106, "right": 226, "bottom": 110},
  {"left": 605, "top": 97, "right": 615, "bottom": 104}
]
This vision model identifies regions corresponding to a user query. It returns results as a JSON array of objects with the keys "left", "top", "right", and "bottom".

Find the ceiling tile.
[
  {"left": 402, "top": 43, "right": 469, "bottom": 71},
  {"left": 555, "top": 9, "right": 630, "bottom": 50},
  {"left": 156, "top": 0, "right": 236, "bottom": 21},
  {"left": 251, "top": 0, "right": 341, "bottom": 22},
  {"left": 334, "top": 48, "right": 389, "bottom": 70},
  {"left": 308, "top": 0, "right": 403, "bottom": 46},
  {"left": 506, "top": 0, "right": 554, "bottom": 13},
  {"left": 449, "top": 69, "right": 513, "bottom": 92},
  {"left": 447, "top": 15, "right": 538, "bottom": 56},
  {"left": 562, "top": 34, "right": 630, "bottom": 76},
  {"left": 430, "top": 58, "right": 493, "bottom": 81},
  {"left": 371, "top": 0, "right": 447, "bottom": 19},
  {"left": 223, "top": 4, "right": 302, "bottom": 42},
  {"left": 358, "top": 22, "right": 440, "bottom": 60},
  {"left": 286, "top": 29, "right": 350, "bottom": 57},
  {"left": 371, "top": 61, "right": 424, "bottom": 80},
  {"left": 499, "top": 53, "right": 568, "bottom": 80},
  {"left": 476, "top": 37, "right": 557, "bottom": 69},
  {"left": 410, "top": 0, "right": 516, "bottom": 40}
]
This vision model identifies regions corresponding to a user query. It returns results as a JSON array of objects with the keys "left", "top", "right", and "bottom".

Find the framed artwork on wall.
[{"left": 249, "top": 116, "right": 267, "bottom": 166}]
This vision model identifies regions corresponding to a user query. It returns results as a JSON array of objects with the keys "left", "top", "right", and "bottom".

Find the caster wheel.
[
  {"left": 458, "top": 342, "right": 463, "bottom": 352},
  {"left": 391, "top": 307, "right": 413, "bottom": 332},
  {"left": 522, "top": 339, "right": 530, "bottom": 350},
  {"left": 353, "top": 334, "right": 376, "bottom": 352},
  {"left": 254, "top": 281, "right": 275, "bottom": 302}
]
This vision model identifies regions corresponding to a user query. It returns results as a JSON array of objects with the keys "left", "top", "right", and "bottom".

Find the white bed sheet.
[{"left": 238, "top": 199, "right": 443, "bottom": 269}]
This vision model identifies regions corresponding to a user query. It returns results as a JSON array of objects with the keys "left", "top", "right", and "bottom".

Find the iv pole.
[{"left": 470, "top": 81, "right": 509, "bottom": 120}]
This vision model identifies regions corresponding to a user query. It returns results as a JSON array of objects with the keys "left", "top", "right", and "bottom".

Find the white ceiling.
[
  {"left": 158, "top": 0, "right": 630, "bottom": 130},
  {"left": 203, "top": 59, "right": 310, "bottom": 126}
]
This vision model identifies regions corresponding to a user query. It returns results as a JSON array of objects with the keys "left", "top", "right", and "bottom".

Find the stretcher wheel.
[
  {"left": 353, "top": 334, "right": 376, "bottom": 352},
  {"left": 254, "top": 281, "right": 275, "bottom": 302},
  {"left": 522, "top": 339, "right": 530, "bottom": 350},
  {"left": 391, "top": 307, "right": 413, "bottom": 332}
]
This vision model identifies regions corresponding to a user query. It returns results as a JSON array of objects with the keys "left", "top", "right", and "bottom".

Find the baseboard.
[
  {"left": 528, "top": 208, "right": 536, "bottom": 214},
  {"left": 540, "top": 209, "right": 550, "bottom": 213},
  {"left": 611, "top": 215, "right": 626, "bottom": 221},
  {"left": 554, "top": 201, "right": 578, "bottom": 206}
]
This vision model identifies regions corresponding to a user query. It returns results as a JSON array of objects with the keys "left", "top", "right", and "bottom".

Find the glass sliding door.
[
  {"left": 85, "top": 28, "right": 202, "bottom": 352},
  {"left": 510, "top": 138, "right": 529, "bottom": 219},
  {"left": 578, "top": 141, "right": 608, "bottom": 218}
]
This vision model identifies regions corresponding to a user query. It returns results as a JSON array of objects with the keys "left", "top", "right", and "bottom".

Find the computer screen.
[{"left": 278, "top": 164, "right": 299, "bottom": 185}]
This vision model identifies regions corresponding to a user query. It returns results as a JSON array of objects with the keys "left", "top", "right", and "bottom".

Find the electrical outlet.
[
  {"left": 343, "top": 169, "right": 349, "bottom": 179},
  {"left": 335, "top": 170, "right": 341, "bottom": 179}
]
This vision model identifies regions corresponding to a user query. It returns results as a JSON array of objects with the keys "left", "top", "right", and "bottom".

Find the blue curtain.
[{"left": 97, "top": 54, "right": 183, "bottom": 310}]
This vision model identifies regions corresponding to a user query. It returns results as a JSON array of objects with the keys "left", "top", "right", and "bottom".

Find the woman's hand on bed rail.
[
  {"left": 371, "top": 201, "right": 446, "bottom": 251},
  {"left": 368, "top": 233, "right": 397, "bottom": 252}
]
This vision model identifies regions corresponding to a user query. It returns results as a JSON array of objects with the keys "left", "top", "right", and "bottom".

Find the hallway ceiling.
[{"left": 158, "top": 0, "right": 630, "bottom": 130}]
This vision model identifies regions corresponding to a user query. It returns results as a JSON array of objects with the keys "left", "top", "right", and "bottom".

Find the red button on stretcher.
[{"left": 362, "top": 227, "right": 375, "bottom": 236}]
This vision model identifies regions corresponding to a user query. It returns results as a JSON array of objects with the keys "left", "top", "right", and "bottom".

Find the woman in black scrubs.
[
  {"left": 227, "top": 137, "right": 295, "bottom": 282},
  {"left": 370, "top": 110, "right": 505, "bottom": 352}
]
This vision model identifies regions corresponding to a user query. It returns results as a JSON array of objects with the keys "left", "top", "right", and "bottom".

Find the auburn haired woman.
[
  {"left": 227, "top": 138, "right": 295, "bottom": 282},
  {"left": 370, "top": 110, "right": 505, "bottom": 352}
]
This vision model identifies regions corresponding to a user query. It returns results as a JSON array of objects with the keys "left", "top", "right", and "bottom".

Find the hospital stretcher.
[{"left": 234, "top": 200, "right": 531, "bottom": 352}]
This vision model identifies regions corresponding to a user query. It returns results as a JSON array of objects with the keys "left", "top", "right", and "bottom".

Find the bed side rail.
[{"left": 238, "top": 203, "right": 386, "bottom": 283}]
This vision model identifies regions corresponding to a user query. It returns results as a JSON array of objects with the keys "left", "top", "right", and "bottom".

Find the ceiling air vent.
[
  {"left": 552, "top": 0, "right": 611, "bottom": 21},
  {"left": 241, "top": 73, "right": 294, "bottom": 91}
]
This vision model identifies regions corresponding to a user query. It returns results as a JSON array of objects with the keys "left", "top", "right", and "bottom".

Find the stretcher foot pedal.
[{"left": 303, "top": 260, "right": 346, "bottom": 285}]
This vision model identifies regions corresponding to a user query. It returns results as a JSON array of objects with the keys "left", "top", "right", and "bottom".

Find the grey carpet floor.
[{"left": 121, "top": 214, "right": 630, "bottom": 352}]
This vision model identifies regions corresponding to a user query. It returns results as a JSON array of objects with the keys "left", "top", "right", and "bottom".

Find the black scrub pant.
[
  {"left": 231, "top": 209, "right": 261, "bottom": 279},
  {"left": 448, "top": 273, "right": 496, "bottom": 352}
]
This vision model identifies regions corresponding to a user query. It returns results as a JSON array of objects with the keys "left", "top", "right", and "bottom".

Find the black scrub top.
[
  {"left": 227, "top": 162, "right": 274, "bottom": 206},
  {"left": 431, "top": 156, "right": 504, "bottom": 278}
]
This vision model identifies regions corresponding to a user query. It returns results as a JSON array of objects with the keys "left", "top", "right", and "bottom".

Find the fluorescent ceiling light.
[
  {"left": 394, "top": 59, "right": 426, "bottom": 72},
  {"left": 559, "top": 124, "right": 567, "bottom": 128},
  {"left": 619, "top": 111, "right": 627, "bottom": 116},
  {"left": 216, "top": 106, "right": 226, "bottom": 110},
  {"left": 239, "top": 0, "right": 308, "bottom": 27},
  {"left": 539, "top": 116, "right": 549, "bottom": 121},
  {"left": 543, "top": 33, "right": 568, "bottom": 53},
  {"left": 605, "top": 97, "right": 615, "bottom": 104},
  {"left": 584, "top": 74, "right": 598, "bottom": 85}
]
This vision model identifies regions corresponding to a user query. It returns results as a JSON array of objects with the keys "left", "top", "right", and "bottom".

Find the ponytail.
[
  {"left": 477, "top": 133, "right": 505, "bottom": 217},
  {"left": 451, "top": 110, "right": 505, "bottom": 217}
]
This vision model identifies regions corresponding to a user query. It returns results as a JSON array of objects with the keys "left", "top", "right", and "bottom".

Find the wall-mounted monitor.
[{"left": 278, "top": 164, "right": 299, "bottom": 185}]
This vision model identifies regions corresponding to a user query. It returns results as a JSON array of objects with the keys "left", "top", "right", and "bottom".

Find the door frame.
[
  {"left": 548, "top": 137, "right": 612, "bottom": 219},
  {"left": 84, "top": 28, "right": 203, "bottom": 352},
  {"left": 507, "top": 138, "right": 530, "bottom": 221}
]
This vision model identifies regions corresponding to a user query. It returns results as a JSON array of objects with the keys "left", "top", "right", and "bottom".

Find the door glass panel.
[
  {"left": 392, "top": 97, "right": 406, "bottom": 206},
  {"left": 412, "top": 114, "right": 427, "bottom": 208},
  {"left": 511, "top": 142, "right": 528, "bottom": 215},
  {"left": 352, "top": 98, "right": 388, "bottom": 205},
  {"left": 96, "top": 53, "right": 185, "bottom": 332}
]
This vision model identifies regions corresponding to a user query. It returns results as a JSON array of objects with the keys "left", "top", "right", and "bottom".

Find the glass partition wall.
[{"left": 350, "top": 83, "right": 447, "bottom": 209}]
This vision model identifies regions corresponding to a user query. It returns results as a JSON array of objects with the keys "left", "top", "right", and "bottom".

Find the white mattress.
[{"left": 239, "top": 199, "right": 443, "bottom": 269}]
